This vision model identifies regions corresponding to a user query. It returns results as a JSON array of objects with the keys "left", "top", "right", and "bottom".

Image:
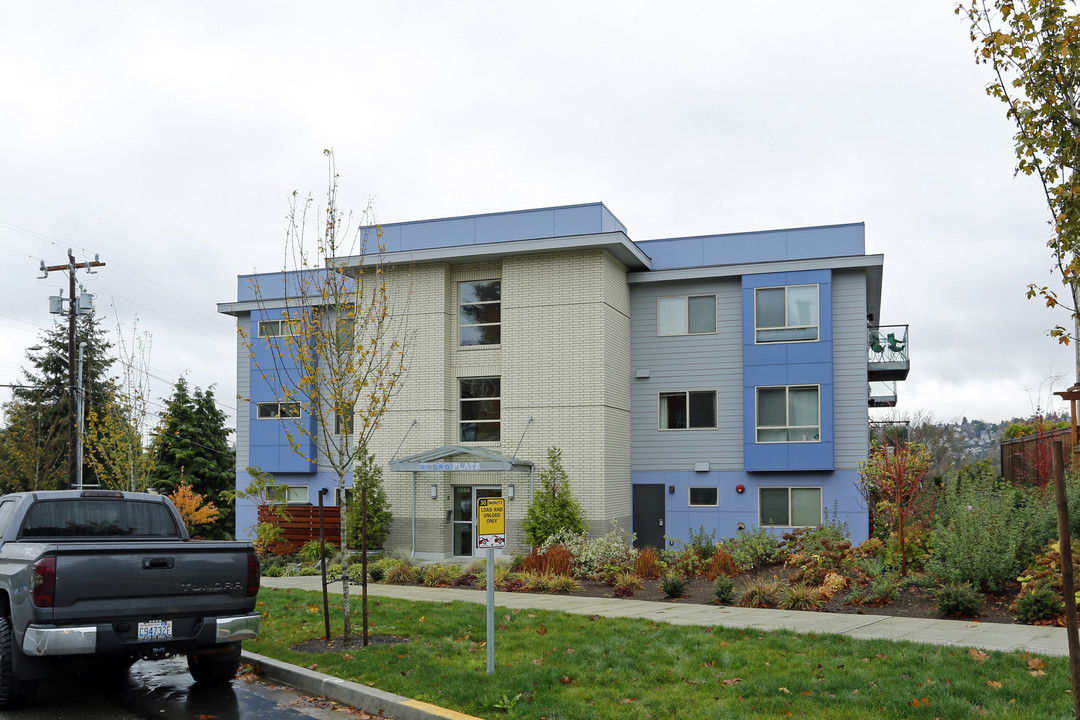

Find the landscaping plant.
[
  {"left": 521, "top": 447, "right": 587, "bottom": 547},
  {"left": 858, "top": 441, "right": 934, "bottom": 576},
  {"left": 933, "top": 582, "right": 984, "bottom": 618}
]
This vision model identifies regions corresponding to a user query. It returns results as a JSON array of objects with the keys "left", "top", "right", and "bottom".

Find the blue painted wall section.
[
  {"left": 742, "top": 270, "right": 834, "bottom": 472},
  {"left": 248, "top": 309, "right": 317, "bottom": 473}
]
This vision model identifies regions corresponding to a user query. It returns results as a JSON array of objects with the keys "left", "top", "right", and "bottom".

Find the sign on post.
[{"left": 476, "top": 497, "right": 505, "bottom": 549}]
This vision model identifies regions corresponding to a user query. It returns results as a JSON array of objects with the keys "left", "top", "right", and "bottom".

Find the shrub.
[
  {"left": 818, "top": 571, "right": 848, "bottom": 600},
  {"left": 712, "top": 575, "right": 735, "bottom": 604},
  {"left": 326, "top": 563, "right": 342, "bottom": 582},
  {"left": 634, "top": 546, "right": 663, "bottom": 579},
  {"left": 927, "top": 469, "right": 1032, "bottom": 591},
  {"left": 542, "top": 519, "right": 637, "bottom": 576},
  {"left": 686, "top": 525, "right": 718, "bottom": 559},
  {"left": 612, "top": 571, "right": 642, "bottom": 598},
  {"left": 477, "top": 561, "right": 511, "bottom": 589},
  {"left": 368, "top": 564, "right": 385, "bottom": 582},
  {"left": 385, "top": 562, "right": 418, "bottom": 585},
  {"left": 421, "top": 564, "right": 462, "bottom": 587},
  {"left": 727, "top": 527, "right": 783, "bottom": 571},
  {"left": 706, "top": 545, "right": 737, "bottom": 579},
  {"left": 345, "top": 451, "right": 394, "bottom": 550},
  {"left": 546, "top": 574, "right": 581, "bottom": 594},
  {"left": 298, "top": 540, "right": 338, "bottom": 565},
  {"left": 779, "top": 583, "right": 822, "bottom": 611},
  {"left": 738, "top": 578, "right": 782, "bottom": 608},
  {"left": 660, "top": 573, "right": 687, "bottom": 598},
  {"left": 522, "top": 447, "right": 587, "bottom": 547},
  {"left": 667, "top": 548, "right": 706, "bottom": 579},
  {"left": 933, "top": 582, "right": 983, "bottom": 618},
  {"left": 1013, "top": 583, "right": 1064, "bottom": 625},
  {"left": 262, "top": 565, "right": 284, "bottom": 578},
  {"left": 848, "top": 572, "right": 899, "bottom": 606}
]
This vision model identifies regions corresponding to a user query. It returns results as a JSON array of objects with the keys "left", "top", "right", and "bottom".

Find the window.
[
  {"left": 756, "top": 386, "right": 819, "bottom": 442},
  {"left": 20, "top": 499, "right": 181, "bottom": 538},
  {"left": 759, "top": 487, "right": 822, "bottom": 527},
  {"left": 267, "top": 485, "right": 310, "bottom": 505},
  {"left": 334, "top": 408, "right": 353, "bottom": 435},
  {"left": 689, "top": 487, "right": 718, "bottom": 507},
  {"left": 755, "top": 285, "right": 818, "bottom": 342},
  {"left": 460, "top": 377, "right": 500, "bottom": 441},
  {"left": 659, "top": 391, "right": 717, "bottom": 430},
  {"left": 460, "top": 280, "right": 501, "bottom": 346},
  {"left": 256, "top": 402, "right": 301, "bottom": 419},
  {"left": 258, "top": 319, "right": 299, "bottom": 338},
  {"left": 657, "top": 295, "right": 715, "bottom": 335}
]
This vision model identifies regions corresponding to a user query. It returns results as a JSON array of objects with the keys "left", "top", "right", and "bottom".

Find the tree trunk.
[
  {"left": 339, "top": 472, "right": 351, "bottom": 639},
  {"left": 361, "top": 483, "right": 369, "bottom": 646}
]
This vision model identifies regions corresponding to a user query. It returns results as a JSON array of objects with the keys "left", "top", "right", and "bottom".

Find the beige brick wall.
[{"left": 367, "top": 249, "right": 631, "bottom": 558}]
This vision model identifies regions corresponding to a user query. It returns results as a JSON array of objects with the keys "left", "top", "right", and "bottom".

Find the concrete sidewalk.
[{"left": 248, "top": 575, "right": 1069, "bottom": 719}]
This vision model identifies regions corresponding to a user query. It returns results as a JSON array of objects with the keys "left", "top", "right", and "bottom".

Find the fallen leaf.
[
  {"left": 307, "top": 664, "right": 318, "bottom": 670},
  {"left": 800, "top": 690, "right": 813, "bottom": 696},
  {"left": 418, "top": 616, "right": 425, "bottom": 623},
  {"left": 988, "top": 680, "right": 1002, "bottom": 688},
  {"left": 722, "top": 678, "right": 742, "bottom": 686},
  {"left": 532, "top": 658, "right": 544, "bottom": 665},
  {"left": 1031, "top": 669, "right": 1047, "bottom": 677},
  {"left": 536, "top": 624, "right": 547, "bottom": 636},
  {"left": 620, "top": 698, "right": 636, "bottom": 704},
  {"left": 969, "top": 648, "right": 990, "bottom": 663},
  {"left": 778, "top": 687, "right": 791, "bottom": 694},
  {"left": 566, "top": 648, "right": 575, "bottom": 654},
  {"left": 1027, "top": 656, "right": 1047, "bottom": 672},
  {"left": 342, "top": 654, "right": 353, "bottom": 660},
  {"left": 560, "top": 676, "right": 574, "bottom": 685}
]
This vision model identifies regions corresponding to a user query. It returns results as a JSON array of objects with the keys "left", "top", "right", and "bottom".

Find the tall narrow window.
[
  {"left": 658, "top": 391, "right": 717, "bottom": 430},
  {"left": 460, "top": 280, "right": 501, "bottom": 346},
  {"left": 460, "top": 377, "right": 500, "bottom": 441},
  {"left": 756, "top": 386, "right": 819, "bottom": 442},
  {"left": 755, "top": 285, "right": 818, "bottom": 342},
  {"left": 657, "top": 295, "right": 716, "bottom": 335}
]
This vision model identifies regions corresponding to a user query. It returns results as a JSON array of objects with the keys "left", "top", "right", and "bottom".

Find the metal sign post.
[{"left": 476, "top": 497, "right": 505, "bottom": 676}]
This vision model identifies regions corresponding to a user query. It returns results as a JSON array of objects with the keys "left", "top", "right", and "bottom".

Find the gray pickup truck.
[{"left": 0, "top": 489, "right": 261, "bottom": 708}]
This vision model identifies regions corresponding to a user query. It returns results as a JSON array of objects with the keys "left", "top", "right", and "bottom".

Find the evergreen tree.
[
  {"left": 148, "top": 378, "right": 235, "bottom": 539},
  {"left": 345, "top": 449, "right": 393, "bottom": 550},
  {"left": 521, "top": 447, "right": 587, "bottom": 547},
  {"left": 0, "top": 315, "right": 117, "bottom": 491}
]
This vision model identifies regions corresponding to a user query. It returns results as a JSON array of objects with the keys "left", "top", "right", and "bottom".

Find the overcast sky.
[{"left": 0, "top": 1, "right": 1073, "bottom": 433}]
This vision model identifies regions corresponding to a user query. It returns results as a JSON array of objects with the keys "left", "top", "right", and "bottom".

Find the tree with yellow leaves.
[
  {"left": 168, "top": 480, "right": 220, "bottom": 535},
  {"left": 240, "top": 150, "right": 410, "bottom": 644}
]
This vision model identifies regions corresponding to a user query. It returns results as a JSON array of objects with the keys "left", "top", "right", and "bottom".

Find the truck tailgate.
[{"left": 46, "top": 541, "right": 255, "bottom": 623}]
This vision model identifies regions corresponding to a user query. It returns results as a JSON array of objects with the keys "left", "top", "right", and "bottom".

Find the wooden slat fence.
[{"left": 257, "top": 505, "right": 341, "bottom": 556}]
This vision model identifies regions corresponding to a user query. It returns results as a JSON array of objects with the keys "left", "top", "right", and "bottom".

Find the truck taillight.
[
  {"left": 246, "top": 553, "right": 260, "bottom": 598},
  {"left": 32, "top": 557, "right": 56, "bottom": 608}
]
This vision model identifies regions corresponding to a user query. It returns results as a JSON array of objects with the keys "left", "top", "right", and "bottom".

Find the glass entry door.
[{"left": 452, "top": 486, "right": 503, "bottom": 557}]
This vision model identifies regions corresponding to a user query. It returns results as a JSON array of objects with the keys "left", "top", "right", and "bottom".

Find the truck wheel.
[
  {"left": 0, "top": 617, "right": 36, "bottom": 708},
  {"left": 187, "top": 643, "right": 241, "bottom": 684}
]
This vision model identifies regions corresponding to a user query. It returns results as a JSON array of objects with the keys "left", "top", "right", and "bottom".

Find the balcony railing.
[
  {"left": 869, "top": 380, "right": 897, "bottom": 407},
  {"left": 868, "top": 324, "right": 909, "bottom": 381}
]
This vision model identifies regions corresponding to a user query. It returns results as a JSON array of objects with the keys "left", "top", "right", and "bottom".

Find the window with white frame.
[
  {"left": 460, "top": 377, "right": 500, "bottom": 441},
  {"left": 759, "top": 487, "right": 822, "bottom": 527},
  {"left": 756, "top": 386, "right": 819, "bottom": 442},
  {"left": 257, "top": 319, "right": 299, "bottom": 338},
  {"left": 659, "top": 391, "right": 717, "bottom": 430},
  {"left": 689, "top": 487, "right": 718, "bottom": 506},
  {"left": 657, "top": 295, "right": 716, "bottom": 336},
  {"left": 256, "top": 402, "right": 301, "bottom": 419},
  {"left": 755, "top": 285, "right": 818, "bottom": 342},
  {"left": 459, "top": 280, "right": 501, "bottom": 346},
  {"left": 267, "top": 485, "right": 310, "bottom": 505}
]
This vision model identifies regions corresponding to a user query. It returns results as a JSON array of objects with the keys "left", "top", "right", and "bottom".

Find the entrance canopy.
[{"left": 389, "top": 445, "right": 533, "bottom": 473}]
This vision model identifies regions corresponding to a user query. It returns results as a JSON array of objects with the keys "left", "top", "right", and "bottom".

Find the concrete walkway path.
[{"left": 260, "top": 576, "right": 1070, "bottom": 657}]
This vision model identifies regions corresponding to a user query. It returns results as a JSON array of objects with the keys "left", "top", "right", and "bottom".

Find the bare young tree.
[{"left": 242, "top": 150, "right": 410, "bottom": 642}]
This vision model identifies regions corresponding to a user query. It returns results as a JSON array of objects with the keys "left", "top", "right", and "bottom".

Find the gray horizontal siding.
[
  {"left": 832, "top": 270, "right": 869, "bottom": 469},
  {"left": 630, "top": 279, "right": 743, "bottom": 471}
]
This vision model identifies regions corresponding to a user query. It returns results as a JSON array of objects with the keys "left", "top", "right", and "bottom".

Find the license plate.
[{"left": 137, "top": 620, "right": 172, "bottom": 641}]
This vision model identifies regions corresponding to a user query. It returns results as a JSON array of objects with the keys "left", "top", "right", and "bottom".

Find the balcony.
[
  {"left": 868, "top": 325, "right": 909, "bottom": 381},
  {"left": 869, "top": 380, "right": 897, "bottom": 408},
  {"left": 870, "top": 420, "right": 910, "bottom": 447}
]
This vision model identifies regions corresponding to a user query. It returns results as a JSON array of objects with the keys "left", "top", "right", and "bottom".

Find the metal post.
[
  {"left": 75, "top": 341, "right": 86, "bottom": 490},
  {"left": 486, "top": 547, "right": 495, "bottom": 675},
  {"left": 318, "top": 488, "right": 330, "bottom": 641}
]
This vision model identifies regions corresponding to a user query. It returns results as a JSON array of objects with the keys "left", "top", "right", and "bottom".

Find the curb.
[{"left": 241, "top": 650, "right": 482, "bottom": 720}]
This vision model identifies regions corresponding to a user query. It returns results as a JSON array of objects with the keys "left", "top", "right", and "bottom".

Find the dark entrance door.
[{"left": 632, "top": 484, "right": 666, "bottom": 550}]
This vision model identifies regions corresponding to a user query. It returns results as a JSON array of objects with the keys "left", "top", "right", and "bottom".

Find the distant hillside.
[{"left": 948, "top": 412, "right": 1070, "bottom": 469}]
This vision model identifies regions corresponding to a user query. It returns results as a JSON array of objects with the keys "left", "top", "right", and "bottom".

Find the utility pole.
[{"left": 40, "top": 249, "right": 105, "bottom": 488}]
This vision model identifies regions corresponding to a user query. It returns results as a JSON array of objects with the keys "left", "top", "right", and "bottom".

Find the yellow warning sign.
[{"left": 476, "top": 497, "right": 505, "bottom": 549}]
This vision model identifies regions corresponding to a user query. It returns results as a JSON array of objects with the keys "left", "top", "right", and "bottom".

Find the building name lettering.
[{"left": 419, "top": 462, "right": 481, "bottom": 471}]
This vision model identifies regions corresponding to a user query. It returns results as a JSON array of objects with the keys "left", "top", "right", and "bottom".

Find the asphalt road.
[{"left": 3, "top": 656, "right": 357, "bottom": 720}]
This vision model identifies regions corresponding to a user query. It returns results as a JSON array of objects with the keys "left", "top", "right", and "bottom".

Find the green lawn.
[{"left": 246, "top": 588, "right": 1073, "bottom": 719}]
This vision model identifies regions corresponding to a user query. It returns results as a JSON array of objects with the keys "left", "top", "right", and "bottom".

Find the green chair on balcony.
[
  {"left": 887, "top": 333, "right": 906, "bottom": 353},
  {"left": 869, "top": 334, "right": 885, "bottom": 354}
]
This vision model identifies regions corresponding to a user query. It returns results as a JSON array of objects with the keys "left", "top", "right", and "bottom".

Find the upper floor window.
[
  {"left": 659, "top": 391, "right": 717, "bottom": 430},
  {"left": 258, "top": 319, "right": 299, "bottom": 338},
  {"left": 257, "top": 401, "right": 301, "bottom": 419},
  {"left": 460, "top": 280, "right": 501, "bottom": 346},
  {"left": 460, "top": 377, "right": 500, "bottom": 442},
  {"left": 759, "top": 487, "right": 822, "bottom": 527},
  {"left": 658, "top": 295, "right": 715, "bottom": 336},
  {"left": 756, "top": 386, "right": 819, "bottom": 442},
  {"left": 755, "top": 285, "right": 818, "bottom": 342}
]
